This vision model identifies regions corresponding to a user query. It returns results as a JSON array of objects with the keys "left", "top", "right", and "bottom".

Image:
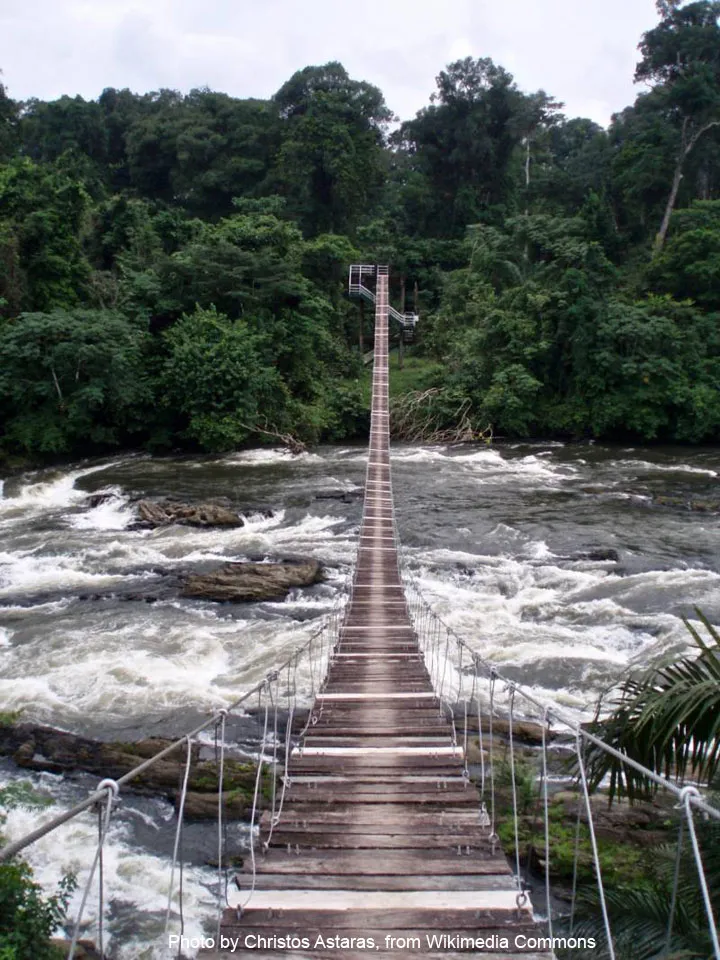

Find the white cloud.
[{"left": 0, "top": 0, "right": 659, "bottom": 126}]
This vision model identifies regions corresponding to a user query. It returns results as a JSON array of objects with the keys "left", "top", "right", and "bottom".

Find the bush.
[{"left": 0, "top": 783, "right": 76, "bottom": 959}]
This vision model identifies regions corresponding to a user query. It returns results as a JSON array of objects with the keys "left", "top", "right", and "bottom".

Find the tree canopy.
[{"left": 1, "top": 3, "right": 720, "bottom": 459}]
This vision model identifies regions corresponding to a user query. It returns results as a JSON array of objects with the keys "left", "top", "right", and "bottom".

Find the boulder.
[
  {"left": 571, "top": 548, "right": 619, "bottom": 563},
  {"left": 654, "top": 495, "right": 720, "bottom": 514},
  {"left": 314, "top": 489, "right": 363, "bottom": 503},
  {"left": 86, "top": 492, "right": 117, "bottom": 508},
  {"left": 50, "top": 940, "right": 102, "bottom": 959},
  {"left": 133, "top": 499, "right": 243, "bottom": 528},
  {"left": 181, "top": 790, "right": 248, "bottom": 821},
  {"left": 0, "top": 721, "right": 260, "bottom": 820},
  {"left": 181, "top": 558, "right": 323, "bottom": 603}
]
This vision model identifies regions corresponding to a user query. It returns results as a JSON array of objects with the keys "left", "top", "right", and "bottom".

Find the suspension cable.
[
  {"left": 67, "top": 779, "right": 117, "bottom": 960},
  {"left": 164, "top": 736, "right": 192, "bottom": 939}
]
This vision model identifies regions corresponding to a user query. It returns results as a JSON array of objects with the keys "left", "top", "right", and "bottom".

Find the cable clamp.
[
  {"left": 676, "top": 785, "right": 701, "bottom": 810},
  {"left": 96, "top": 779, "right": 119, "bottom": 804}
]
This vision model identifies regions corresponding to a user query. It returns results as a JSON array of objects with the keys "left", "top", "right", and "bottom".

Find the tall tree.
[
  {"left": 0, "top": 72, "right": 18, "bottom": 160},
  {"left": 635, "top": 0, "right": 720, "bottom": 254},
  {"left": 272, "top": 62, "right": 392, "bottom": 236},
  {"left": 396, "top": 58, "right": 535, "bottom": 236}
]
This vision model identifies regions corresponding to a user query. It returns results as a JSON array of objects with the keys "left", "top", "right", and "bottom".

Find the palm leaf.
[{"left": 584, "top": 609, "right": 720, "bottom": 800}]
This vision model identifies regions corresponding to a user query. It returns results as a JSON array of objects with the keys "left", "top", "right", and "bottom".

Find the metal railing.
[
  {"left": 0, "top": 604, "right": 344, "bottom": 958},
  {"left": 396, "top": 545, "right": 720, "bottom": 960},
  {"left": 348, "top": 264, "right": 419, "bottom": 333}
]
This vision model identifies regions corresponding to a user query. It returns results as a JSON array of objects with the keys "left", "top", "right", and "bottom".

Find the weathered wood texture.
[{"left": 210, "top": 271, "right": 550, "bottom": 958}]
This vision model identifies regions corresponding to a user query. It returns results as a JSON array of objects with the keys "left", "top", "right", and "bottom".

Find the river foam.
[{"left": 0, "top": 767, "right": 216, "bottom": 958}]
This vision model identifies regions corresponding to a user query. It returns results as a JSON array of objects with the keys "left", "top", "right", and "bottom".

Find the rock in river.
[
  {"left": 133, "top": 498, "right": 243, "bottom": 528},
  {"left": 181, "top": 558, "right": 324, "bottom": 603}
]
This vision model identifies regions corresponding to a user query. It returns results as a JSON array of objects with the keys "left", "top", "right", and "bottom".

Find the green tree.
[
  {"left": 635, "top": 1, "right": 720, "bottom": 253},
  {"left": 161, "top": 305, "right": 287, "bottom": 451},
  {"left": 0, "top": 159, "right": 90, "bottom": 313},
  {"left": 0, "top": 783, "right": 76, "bottom": 960},
  {"left": 396, "top": 58, "right": 533, "bottom": 236},
  {"left": 650, "top": 198, "right": 720, "bottom": 307},
  {"left": 0, "top": 75, "right": 18, "bottom": 160},
  {"left": 124, "top": 90, "right": 280, "bottom": 216},
  {"left": 272, "top": 62, "right": 392, "bottom": 235},
  {"left": 0, "top": 310, "right": 152, "bottom": 454},
  {"left": 588, "top": 612, "right": 720, "bottom": 799},
  {"left": 583, "top": 295, "right": 720, "bottom": 441},
  {"left": 19, "top": 96, "right": 108, "bottom": 168},
  {"left": 574, "top": 612, "right": 720, "bottom": 959}
]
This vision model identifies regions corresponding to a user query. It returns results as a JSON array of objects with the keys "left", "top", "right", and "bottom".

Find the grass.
[{"left": 359, "top": 349, "right": 444, "bottom": 403}]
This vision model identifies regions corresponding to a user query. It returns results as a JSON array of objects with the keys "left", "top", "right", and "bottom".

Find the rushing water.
[{"left": 1, "top": 442, "right": 719, "bottom": 956}]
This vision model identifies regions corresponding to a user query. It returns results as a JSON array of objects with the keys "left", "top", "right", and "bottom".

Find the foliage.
[
  {"left": 650, "top": 198, "right": 720, "bottom": 307},
  {"left": 272, "top": 62, "right": 391, "bottom": 236},
  {"left": 2, "top": 5, "right": 720, "bottom": 456},
  {"left": 585, "top": 611, "right": 720, "bottom": 802},
  {"left": 0, "top": 863, "right": 73, "bottom": 960},
  {"left": 0, "top": 309, "right": 152, "bottom": 454},
  {"left": 565, "top": 819, "right": 720, "bottom": 960},
  {"left": 161, "top": 306, "right": 287, "bottom": 451},
  {"left": 0, "top": 789, "right": 75, "bottom": 960},
  {"left": 0, "top": 782, "right": 53, "bottom": 811}
]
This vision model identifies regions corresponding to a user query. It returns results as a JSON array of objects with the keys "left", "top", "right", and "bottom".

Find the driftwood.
[
  {"left": 389, "top": 389, "right": 493, "bottom": 444},
  {"left": 240, "top": 421, "right": 307, "bottom": 455}
]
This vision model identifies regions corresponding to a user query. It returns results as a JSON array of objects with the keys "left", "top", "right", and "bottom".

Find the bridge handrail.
[
  {"left": 348, "top": 269, "right": 418, "bottom": 331},
  {"left": 398, "top": 562, "right": 720, "bottom": 958},
  {"left": 0, "top": 607, "right": 341, "bottom": 864},
  {"left": 398, "top": 561, "right": 720, "bottom": 822}
]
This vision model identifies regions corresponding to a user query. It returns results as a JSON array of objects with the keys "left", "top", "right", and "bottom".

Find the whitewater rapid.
[{"left": 1, "top": 442, "right": 719, "bottom": 955}]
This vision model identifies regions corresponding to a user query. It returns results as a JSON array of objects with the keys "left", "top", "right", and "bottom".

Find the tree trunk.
[
  {"left": 400, "top": 275, "right": 406, "bottom": 313},
  {"left": 653, "top": 118, "right": 720, "bottom": 257},
  {"left": 653, "top": 161, "right": 684, "bottom": 257},
  {"left": 524, "top": 137, "right": 531, "bottom": 217},
  {"left": 398, "top": 329, "right": 404, "bottom": 370},
  {"left": 359, "top": 300, "right": 364, "bottom": 353},
  {"left": 697, "top": 165, "right": 710, "bottom": 201},
  {"left": 413, "top": 280, "right": 419, "bottom": 313}
]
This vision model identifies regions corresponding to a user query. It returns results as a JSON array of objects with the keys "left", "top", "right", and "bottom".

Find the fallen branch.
[
  {"left": 389, "top": 388, "right": 492, "bottom": 444},
  {"left": 239, "top": 421, "right": 307, "bottom": 455}
]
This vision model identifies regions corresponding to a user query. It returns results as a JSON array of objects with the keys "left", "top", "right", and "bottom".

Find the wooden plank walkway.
[{"left": 208, "top": 267, "right": 552, "bottom": 957}]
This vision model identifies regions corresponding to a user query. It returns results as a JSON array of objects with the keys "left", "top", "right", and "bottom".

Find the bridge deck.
[{"left": 210, "top": 269, "right": 551, "bottom": 957}]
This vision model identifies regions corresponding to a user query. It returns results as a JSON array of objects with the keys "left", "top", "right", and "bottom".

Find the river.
[{"left": 1, "top": 442, "right": 719, "bottom": 957}]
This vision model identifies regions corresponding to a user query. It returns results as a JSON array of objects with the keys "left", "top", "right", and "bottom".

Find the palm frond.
[{"left": 584, "top": 610, "right": 720, "bottom": 800}]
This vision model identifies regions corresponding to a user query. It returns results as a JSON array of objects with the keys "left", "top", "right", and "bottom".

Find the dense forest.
[{"left": 1, "top": 0, "right": 720, "bottom": 460}]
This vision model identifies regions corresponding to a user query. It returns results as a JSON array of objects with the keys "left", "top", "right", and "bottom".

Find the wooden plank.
[
  {"left": 263, "top": 821, "right": 486, "bottom": 837},
  {"left": 285, "top": 777, "right": 478, "bottom": 806},
  {"left": 219, "top": 910, "right": 534, "bottom": 930},
  {"left": 225, "top": 891, "right": 526, "bottom": 912},
  {"left": 232, "top": 873, "right": 517, "bottom": 892},
  {"left": 287, "top": 761, "right": 464, "bottom": 775},
  {"left": 265, "top": 833, "right": 495, "bottom": 850},
  {"left": 288, "top": 756, "right": 463, "bottom": 771},
  {"left": 249, "top": 852, "right": 511, "bottom": 876},
  {"left": 261, "top": 809, "right": 480, "bottom": 827},
  {"left": 303, "top": 727, "right": 451, "bottom": 737},
  {"left": 300, "top": 738, "right": 452, "bottom": 748}
]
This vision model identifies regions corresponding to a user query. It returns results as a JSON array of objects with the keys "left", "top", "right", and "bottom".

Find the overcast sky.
[{"left": 1, "top": 0, "right": 659, "bottom": 128}]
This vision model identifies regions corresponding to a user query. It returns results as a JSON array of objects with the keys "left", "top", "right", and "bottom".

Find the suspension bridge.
[
  {"left": 214, "top": 265, "right": 545, "bottom": 956},
  {"left": 0, "top": 265, "right": 718, "bottom": 960}
]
